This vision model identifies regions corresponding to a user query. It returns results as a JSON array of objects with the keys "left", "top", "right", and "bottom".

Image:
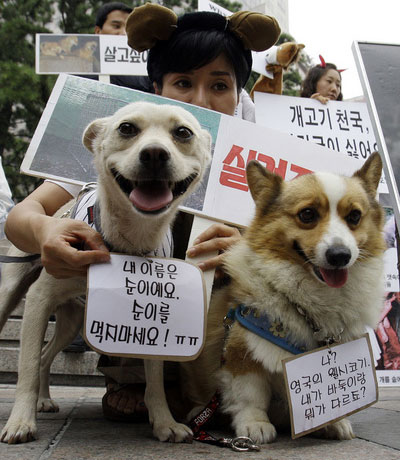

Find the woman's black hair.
[
  {"left": 95, "top": 2, "right": 132, "bottom": 29},
  {"left": 147, "top": 12, "right": 252, "bottom": 91},
  {"left": 300, "top": 63, "right": 343, "bottom": 101}
]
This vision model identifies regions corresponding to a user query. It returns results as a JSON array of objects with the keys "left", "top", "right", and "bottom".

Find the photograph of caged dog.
[
  {"left": 0, "top": 101, "right": 211, "bottom": 444},
  {"left": 181, "top": 152, "right": 386, "bottom": 444}
]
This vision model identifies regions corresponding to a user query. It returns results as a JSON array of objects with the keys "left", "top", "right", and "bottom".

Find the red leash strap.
[{"left": 188, "top": 392, "right": 260, "bottom": 452}]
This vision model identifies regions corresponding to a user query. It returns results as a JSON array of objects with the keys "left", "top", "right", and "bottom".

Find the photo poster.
[
  {"left": 376, "top": 206, "right": 400, "bottom": 386},
  {"left": 352, "top": 41, "right": 400, "bottom": 231},
  {"left": 254, "top": 92, "right": 388, "bottom": 194},
  {"left": 21, "top": 74, "right": 221, "bottom": 216},
  {"left": 36, "top": 33, "right": 148, "bottom": 75},
  {"left": 21, "top": 74, "right": 365, "bottom": 228}
]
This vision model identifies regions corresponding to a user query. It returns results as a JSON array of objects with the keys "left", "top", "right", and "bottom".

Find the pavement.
[{"left": 0, "top": 384, "right": 399, "bottom": 460}]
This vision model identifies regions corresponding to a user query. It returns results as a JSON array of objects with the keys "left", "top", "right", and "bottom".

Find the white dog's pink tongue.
[
  {"left": 320, "top": 268, "right": 348, "bottom": 288},
  {"left": 129, "top": 182, "right": 173, "bottom": 211}
]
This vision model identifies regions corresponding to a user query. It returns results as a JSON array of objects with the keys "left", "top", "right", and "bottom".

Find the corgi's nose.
[
  {"left": 326, "top": 245, "right": 351, "bottom": 267},
  {"left": 140, "top": 145, "right": 170, "bottom": 167}
]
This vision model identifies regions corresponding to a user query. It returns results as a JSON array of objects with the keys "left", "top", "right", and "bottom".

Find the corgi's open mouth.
[
  {"left": 293, "top": 241, "right": 348, "bottom": 288},
  {"left": 111, "top": 168, "right": 197, "bottom": 214}
]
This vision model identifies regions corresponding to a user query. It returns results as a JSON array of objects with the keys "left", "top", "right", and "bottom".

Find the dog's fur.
[
  {"left": 0, "top": 101, "right": 211, "bottom": 444},
  {"left": 182, "top": 153, "right": 385, "bottom": 444}
]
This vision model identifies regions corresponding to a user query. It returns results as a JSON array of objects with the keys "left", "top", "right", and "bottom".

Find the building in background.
[{"left": 241, "top": 0, "right": 289, "bottom": 32}]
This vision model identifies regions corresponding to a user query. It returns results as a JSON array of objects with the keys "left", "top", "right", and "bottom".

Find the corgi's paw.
[
  {"left": 37, "top": 397, "right": 59, "bottom": 413},
  {"left": 153, "top": 421, "right": 193, "bottom": 443},
  {"left": 319, "top": 418, "right": 355, "bottom": 440},
  {"left": 1, "top": 417, "right": 37, "bottom": 444},
  {"left": 237, "top": 421, "right": 277, "bottom": 444}
]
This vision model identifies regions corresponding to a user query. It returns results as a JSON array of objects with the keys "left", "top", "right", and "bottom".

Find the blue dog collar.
[{"left": 233, "top": 304, "right": 307, "bottom": 355}]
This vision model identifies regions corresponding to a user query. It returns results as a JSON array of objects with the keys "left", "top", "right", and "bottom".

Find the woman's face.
[
  {"left": 154, "top": 54, "right": 239, "bottom": 116},
  {"left": 316, "top": 68, "right": 341, "bottom": 100}
]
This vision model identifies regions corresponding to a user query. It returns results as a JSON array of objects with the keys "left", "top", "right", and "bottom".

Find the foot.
[
  {"left": 236, "top": 420, "right": 277, "bottom": 444},
  {"left": 102, "top": 383, "right": 148, "bottom": 421},
  {"left": 37, "top": 397, "right": 59, "bottom": 413}
]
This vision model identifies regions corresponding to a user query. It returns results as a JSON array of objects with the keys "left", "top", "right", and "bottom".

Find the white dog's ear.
[
  {"left": 82, "top": 118, "right": 109, "bottom": 153},
  {"left": 200, "top": 129, "right": 212, "bottom": 165},
  {"left": 246, "top": 160, "right": 282, "bottom": 206},
  {"left": 353, "top": 151, "right": 383, "bottom": 196}
]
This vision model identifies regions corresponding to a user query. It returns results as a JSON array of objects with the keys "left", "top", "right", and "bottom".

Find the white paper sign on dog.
[
  {"left": 85, "top": 254, "right": 206, "bottom": 360},
  {"left": 282, "top": 335, "right": 378, "bottom": 439}
]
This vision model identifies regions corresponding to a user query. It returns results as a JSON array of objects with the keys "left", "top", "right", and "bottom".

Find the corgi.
[{"left": 182, "top": 152, "right": 385, "bottom": 444}]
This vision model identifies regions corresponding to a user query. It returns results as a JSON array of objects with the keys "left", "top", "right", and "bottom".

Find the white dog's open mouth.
[
  {"left": 293, "top": 241, "right": 348, "bottom": 288},
  {"left": 111, "top": 168, "right": 198, "bottom": 213}
]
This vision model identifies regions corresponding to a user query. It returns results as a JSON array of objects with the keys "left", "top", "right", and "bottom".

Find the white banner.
[{"left": 254, "top": 92, "right": 387, "bottom": 193}]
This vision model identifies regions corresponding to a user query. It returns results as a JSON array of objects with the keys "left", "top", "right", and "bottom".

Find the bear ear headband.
[
  {"left": 126, "top": 3, "right": 281, "bottom": 53},
  {"left": 319, "top": 54, "right": 346, "bottom": 72}
]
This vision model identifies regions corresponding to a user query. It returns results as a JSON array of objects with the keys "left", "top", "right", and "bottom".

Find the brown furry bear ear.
[
  {"left": 126, "top": 3, "right": 178, "bottom": 53},
  {"left": 228, "top": 11, "right": 281, "bottom": 51},
  {"left": 353, "top": 152, "right": 383, "bottom": 196},
  {"left": 246, "top": 160, "right": 282, "bottom": 206}
]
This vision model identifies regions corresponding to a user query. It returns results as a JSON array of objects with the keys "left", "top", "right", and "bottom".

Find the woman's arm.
[{"left": 5, "top": 182, "right": 110, "bottom": 278}]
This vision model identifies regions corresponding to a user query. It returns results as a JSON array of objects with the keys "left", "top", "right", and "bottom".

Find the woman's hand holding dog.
[
  {"left": 186, "top": 223, "right": 241, "bottom": 273},
  {"left": 37, "top": 218, "right": 110, "bottom": 278}
]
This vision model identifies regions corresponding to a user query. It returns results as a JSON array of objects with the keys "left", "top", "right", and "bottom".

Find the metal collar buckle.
[{"left": 221, "top": 436, "right": 260, "bottom": 452}]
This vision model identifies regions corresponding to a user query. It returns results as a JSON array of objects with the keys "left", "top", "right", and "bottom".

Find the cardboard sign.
[
  {"left": 85, "top": 254, "right": 206, "bottom": 360},
  {"left": 21, "top": 74, "right": 365, "bottom": 228},
  {"left": 254, "top": 92, "right": 387, "bottom": 193},
  {"left": 282, "top": 335, "right": 378, "bottom": 438},
  {"left": 36, "top": 34, "right": 148, "bottom": 75}
]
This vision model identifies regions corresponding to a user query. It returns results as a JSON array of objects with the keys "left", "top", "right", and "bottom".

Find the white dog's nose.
[{"left": 140, "top": 144, "right": 170, "bottom": 168}]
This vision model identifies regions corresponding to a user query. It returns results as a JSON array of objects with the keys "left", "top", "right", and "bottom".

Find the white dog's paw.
[
  {"left": 1, "top": 418, "right": 37, "bottom": 444},
  {"left": 236, "top": 421, "right": 277, "bottom": 444},
  {"left": 152, "top": 421, "right": 193, "bottom": 443},
  {"left": 37, "top": 397, "right": 59, "bottom": 413},
  {"left": 319, "top": 418, "right": 355, "bottom": 440}
]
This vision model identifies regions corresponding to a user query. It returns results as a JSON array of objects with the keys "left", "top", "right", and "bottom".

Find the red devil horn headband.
[{"left": 319, "top": 54, "right": 346, "bottom": 72}]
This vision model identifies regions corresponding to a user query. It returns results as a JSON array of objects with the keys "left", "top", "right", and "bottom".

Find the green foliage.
[{"left": 0, "top": 0, "right": 56, "bottom": 201}]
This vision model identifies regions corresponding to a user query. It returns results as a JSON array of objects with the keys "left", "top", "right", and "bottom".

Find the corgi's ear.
[
  {"left": 353, "top": 152, "right": 383, "bottom": 196},
  {"left": 246, "top": 160, "right": 282, "bottom": 207},
  {"left": 82, "top": 117, "right": 109, "bottom": 153}
]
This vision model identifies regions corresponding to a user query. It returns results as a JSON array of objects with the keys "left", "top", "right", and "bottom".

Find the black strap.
[{"left": 0, "top": 253, "right": 41, "bottom": 263}]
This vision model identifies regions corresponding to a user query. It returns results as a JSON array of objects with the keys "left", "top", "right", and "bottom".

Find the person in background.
[
  {"left": 5, "top": 4, "right": 280, "bottom": 421},
  {"left": 88, "top": 2, "right": 153, "bottom": 93},
  {"left": 300, "top": 55, "right": 343, "bottom": 104}
]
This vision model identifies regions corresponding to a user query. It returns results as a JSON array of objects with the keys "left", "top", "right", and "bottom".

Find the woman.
[
  {"left": 300, "top": 55, "right": 343, "bottom": 104},
  {"left": 5, "top": 3, "right": 280, "bottom": 419}
]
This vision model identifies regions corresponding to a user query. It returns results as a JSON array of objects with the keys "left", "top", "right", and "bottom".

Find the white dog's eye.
[
  {"left": 118, "top": 122, "right": 139, "bottom": 137},
  {"left": 173, "top": 126, "right": 193, "bottom": 140}
]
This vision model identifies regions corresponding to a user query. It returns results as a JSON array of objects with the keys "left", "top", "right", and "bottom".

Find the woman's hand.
[
  {"left": 310, "top": 93, "right": 330, "bottom": 105},
  {"left": 36, "top": 216, "right": 110, "bottom": 278},
  {"left": 186, "top": 223, "right": 241, "bottom": 272}
]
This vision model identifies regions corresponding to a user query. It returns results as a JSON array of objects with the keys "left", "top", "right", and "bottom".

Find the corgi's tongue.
[
  {"left": 129, "top": 182, "right": 173, "bottom": 212},
  {"left": 319, "top": 268, "right": 348, "bottom": 288}
]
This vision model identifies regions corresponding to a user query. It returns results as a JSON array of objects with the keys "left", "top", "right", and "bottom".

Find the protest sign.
[
  {"left": 282, "top": 335, "right": 378, "bottom": 438},
  {"left": 85, "top": 254, "right": 206, "bottom": 359},
  {"left": 36, "top": 34, "right": 148, "bottom": 75},
  {"left": 353, "top": 41, "right": 400, "bottom": 224},
  {"left": 21, "top": 74, "right": 364, "bottom": 228},
  {"left": 254, "top": 92, "right": 387, "bottom": 193}
]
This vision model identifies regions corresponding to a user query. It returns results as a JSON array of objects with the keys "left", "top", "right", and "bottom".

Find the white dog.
[{"left": 0, "top": 101, "right": 211, "bottom": 444}]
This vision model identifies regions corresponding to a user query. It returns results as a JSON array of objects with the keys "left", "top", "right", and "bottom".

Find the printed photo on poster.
[{"left": 38, "top": 34, "right": 100, "bottom": 73}]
